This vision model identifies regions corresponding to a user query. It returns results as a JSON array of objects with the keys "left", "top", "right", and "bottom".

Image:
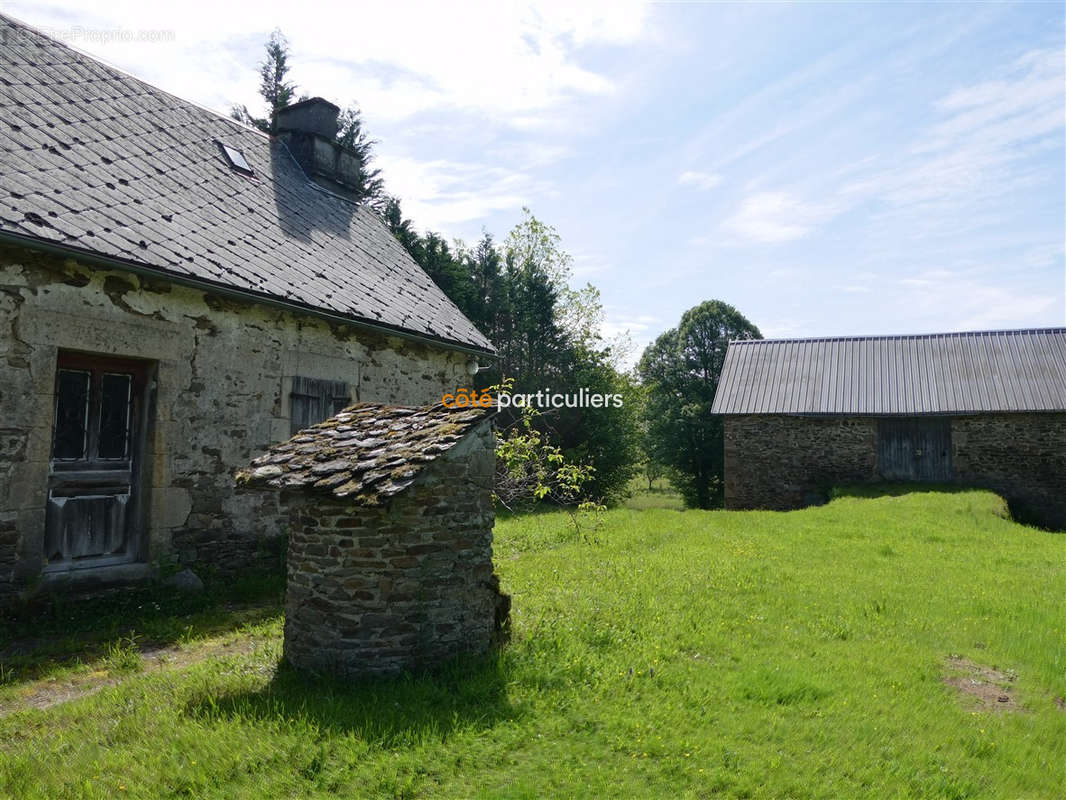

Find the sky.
[{"left": 5, "top": 0, "right": 1064, "bottom": 365}]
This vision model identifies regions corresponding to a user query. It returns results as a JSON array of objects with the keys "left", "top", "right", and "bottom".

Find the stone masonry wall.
[
  {"left": 724, "top": 413, "right": 1066, "bottom": 529},
  {"left": 0, "top": 244, "right": 473, "bottom": 598},
  {"left": 723, "top": 415, "right": 878, "bottom": 510},
  {"left": 280, "top": 423, "right": 507, "bottom": 676},
  {"left": 952, "top": 413, "right": 1066, "bottom": 529}
]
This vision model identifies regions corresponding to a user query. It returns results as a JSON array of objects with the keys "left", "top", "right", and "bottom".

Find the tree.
[
  {"left": 258, "top": 29, "right": 297, "bottom": 134},
  {"left": 336, "top": 105, "right": 385, "bottom": 207},
  {"left": 230, "top": 29, "right": 295, "bottom": 134},
  {"left": 382, "top": 196, "right": 420, "bottom": 253},
  {"left": 564, "top": 350, "right": 643, "bottom": 503},
  {"left": 229, "top": 34, "right": 386, "bottom": 207},
  {"left": 380, "top": 203, "right": 643, "bottom": 505},
  {"left": 630, "top": 382, "right": 667, "bottom": 490},
  {"left": 503, "top": 209, "right": 603, "bottom": 350},
  {"left": 637, "top": 300, "right": 761, "bottom": 509}
]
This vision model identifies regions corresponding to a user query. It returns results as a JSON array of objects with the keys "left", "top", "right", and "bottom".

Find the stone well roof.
[
  {"left": 236, "top": 403, "right": 491, "bottom": 504},
  {"left": 0, "top": 14, "right": 492, "bottom": 353}
]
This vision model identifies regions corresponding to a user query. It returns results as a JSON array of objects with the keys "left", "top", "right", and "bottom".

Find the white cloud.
[
  {"left": 571, "top": 250, "right": 612, "bottom": 279},
  {"left": 375, "top": 155, "right": 545, "bottom": 232},
  {"left": 678, "top": 170, "right": 722, "bottom": 190},
  {"left": 7, "top": 0, "right": 650, "bottom": 125},
  {"left": 716, "top": 45, "right": 1064, "bottom": 252},
  {"left": 600, "top": 312, "right": 660, "bottom": 369},
  {"left": 6, "top": 0, "right": 649, "bottom": 238},
  {"left": 721, "top": 192, "right": 840, "bottom": 243},
  {"left": 759, "top": 318, "right": 812, "bottom": 339},
  {"left": 897, "top": 269, "right": 1060, "bottom": 330},
  {"left": 841, "top": 46, "right": 1064, "bottom": 214}
]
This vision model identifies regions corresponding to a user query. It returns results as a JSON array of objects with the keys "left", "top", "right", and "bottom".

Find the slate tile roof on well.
[
  {"left": 236, "top": 403, "right": 492, "bottom": 504},
  {"left": 0, "top": 15, "right": 493, "bottom": 353}
]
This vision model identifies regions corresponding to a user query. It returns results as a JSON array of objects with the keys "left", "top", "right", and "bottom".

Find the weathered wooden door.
[
  {"left": 45, "top": 353, "right": 149, "bottom": 569},
  {"left": 877, "top": 418, "right": 952, "bottom": 482}
]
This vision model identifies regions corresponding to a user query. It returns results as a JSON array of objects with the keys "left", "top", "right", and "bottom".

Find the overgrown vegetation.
[
  {"left": 2, "top": 489, "right": 1063, "bottom": 798},
  {"left": 229, "top": 34, "right": 643, "bottom": 506},
  {"left": 399, "top": 208, "right": 643, "bottom": 505}
]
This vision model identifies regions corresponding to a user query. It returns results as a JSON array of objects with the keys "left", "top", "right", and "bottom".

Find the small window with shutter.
[{"left": 290, "top": 376, "right": 351, "bottom": 434}]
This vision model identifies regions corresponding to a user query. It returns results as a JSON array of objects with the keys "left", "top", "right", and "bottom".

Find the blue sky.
[{"left": 8, "top": 1, "right": 1064, "bottom": 363}]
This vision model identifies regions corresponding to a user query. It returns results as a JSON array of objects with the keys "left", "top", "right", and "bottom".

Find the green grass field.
[{"left": 1, "top": 488, "right": 1063, "bottom": 799}]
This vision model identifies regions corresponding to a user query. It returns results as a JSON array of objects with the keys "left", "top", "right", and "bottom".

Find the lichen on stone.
[{"left": 236, "top": 402, "right": 491, "bottom": 505}]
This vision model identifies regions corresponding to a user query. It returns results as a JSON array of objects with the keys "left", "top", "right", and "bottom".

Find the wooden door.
[
  {"left": 45, "top": 353, "right": 150, "bottom": 569},
  {"left": 877, "top": 418, "right": 952, "bottom": 482}
]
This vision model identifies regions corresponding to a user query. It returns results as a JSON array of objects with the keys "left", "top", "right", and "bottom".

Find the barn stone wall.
[
  {"left": 951, "top": 413, "right": 1066, "bottom": 529},
  {"left": 723, "top": 416, "right": 878, "bottom": 510},
  {"left": 724, "top": 413, "right": 1066, "bottom": 529},
  {"left": 280, "top": 422, "right": 508, "bottom": 676},
  {"left": 0, "top": 244, "right": 473, "bottom": 599}
]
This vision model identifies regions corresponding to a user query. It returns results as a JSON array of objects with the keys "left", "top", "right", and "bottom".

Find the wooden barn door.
[
  {"left": 45, "top": 352, "right": 151, "bottom": 570},
  {"left": 877, "top": 418, "right": 952, "bottom": 482}
]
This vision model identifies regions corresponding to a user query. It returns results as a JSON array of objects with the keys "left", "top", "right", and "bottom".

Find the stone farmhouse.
[
  {"left": 711, "top": 328, "right": 1066, "bottom": 528},
  {"left": 0, "top": 15, "right": 494, "bottom": 599}
]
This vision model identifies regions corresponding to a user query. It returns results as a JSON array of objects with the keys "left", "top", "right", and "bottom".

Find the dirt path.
[
  {"left": 0, "top": 634, "right": 275, "bottom": 717},
  {"left": 942, "top": 656, "right": 1021, "bottom": 712}
]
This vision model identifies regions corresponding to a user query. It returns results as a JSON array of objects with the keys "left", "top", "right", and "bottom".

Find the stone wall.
[
  {"left": 0, "top": 244, "right": 474, "bottom": 598},
  {"left": 952, "top": 413, "right": 1066, "bottom": 529},
  {"left": 280, "top": 422, "right": 508, "bottom": 676},
  {"left": 723, "top": 415, "right": 878, "bottom": 510},
  {"left": 724, "top": 413, "right": 1066, "bottom": 529}
]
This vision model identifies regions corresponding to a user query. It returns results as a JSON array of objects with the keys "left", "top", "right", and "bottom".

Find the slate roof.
[
  {"left": 711, "top": 328, "right": 1066, "bottom": 416},
  {"left": 236, "top": 403, "right": 491, "bottom": 504},
  {"left": 0, "top": 15, "right": 492, "bottom": 353}
]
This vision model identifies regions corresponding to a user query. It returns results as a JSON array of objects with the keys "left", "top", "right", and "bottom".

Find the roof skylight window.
[{"left": 218, "top": 142, "right": 253, "bottom": 175}]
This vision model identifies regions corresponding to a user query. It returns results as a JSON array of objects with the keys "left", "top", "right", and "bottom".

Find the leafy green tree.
[
  {"left": 495, "top": 406, "right": 607, "bottom": 541},
  {"left": 381, "top": 202, "right": 643, "bottom": 504},
  {"left": 638, "top": 301, "right": 761, "bottom": 509},
  {"left": 563, "top": 352, "right": 642, "bottom": 503}
]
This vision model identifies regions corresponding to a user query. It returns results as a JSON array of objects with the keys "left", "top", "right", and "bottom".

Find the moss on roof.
[{"left": 236, "top": 403, "right": 491, "bottom": 505}]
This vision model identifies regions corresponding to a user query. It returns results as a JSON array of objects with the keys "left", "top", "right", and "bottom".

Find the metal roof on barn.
[
  {"left": 0, "top": 14, "right": 493, "bottom": 354},
  {"left": 711, "top": 328, "right": 1066, "bottom": 416}
]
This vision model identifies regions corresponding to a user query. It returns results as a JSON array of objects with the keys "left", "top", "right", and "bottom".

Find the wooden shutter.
[{"left": 290, "top": 377, "right": 351, "bottom": 434}]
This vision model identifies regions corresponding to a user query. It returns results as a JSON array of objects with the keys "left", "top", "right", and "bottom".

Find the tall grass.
[{"left": 0, "top": 488, "right": 1062, "bottom": 799}]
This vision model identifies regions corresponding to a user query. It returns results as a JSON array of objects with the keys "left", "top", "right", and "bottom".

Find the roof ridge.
[
  {"left": 730, "top": 327, "right": 1066, "bottom": 345},
  {"left": 712, "top": 327, "right": 1066, "bottom": 415}
]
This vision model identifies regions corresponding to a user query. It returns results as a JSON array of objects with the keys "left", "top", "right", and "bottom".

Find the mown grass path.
[{"left": 1, "top": 489, "right": 1063, "bottom": 798}]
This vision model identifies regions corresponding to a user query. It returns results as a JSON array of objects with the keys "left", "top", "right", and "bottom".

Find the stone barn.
[
  {"left": 711, "top": 328, "right": 1066, "bottom": 528},
  {"left": 0, "top": 16, "right": 493, "bottom": 600},
  {"left": 237, "top": 402, "right": 508, "bottom": 677}
]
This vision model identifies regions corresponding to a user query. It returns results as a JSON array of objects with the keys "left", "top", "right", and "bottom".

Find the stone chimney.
[{"left": 276, "top": 97, "right": 365, "bottom": 201}]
